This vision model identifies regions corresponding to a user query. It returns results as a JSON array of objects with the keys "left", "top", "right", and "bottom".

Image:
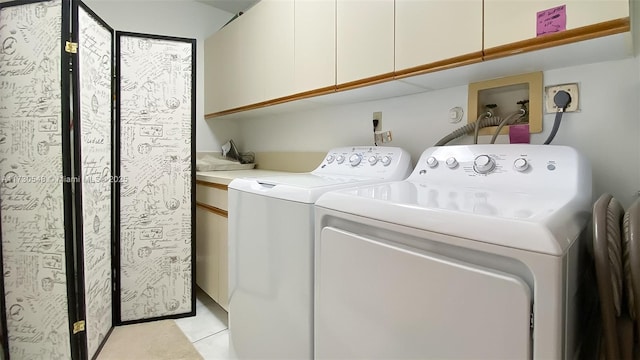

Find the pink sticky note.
[
  {"left": 509, "top": 124, "right": 530, "bottom": 144},
  {"left": 537, "top": 5, "right": 567, "bottom": 36}
]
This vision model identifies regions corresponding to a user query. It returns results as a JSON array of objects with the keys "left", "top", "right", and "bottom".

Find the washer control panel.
[
  {"left": 315, "top": 146, "right": 412, "bottom": 179},
  {"left": 408, "top": 144, "right": 591, "bottom": 192}
]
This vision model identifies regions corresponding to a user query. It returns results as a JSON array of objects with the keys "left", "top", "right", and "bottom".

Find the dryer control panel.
[
  {"left": 409, "top": 145, "right": 592, "bottom": 194},
  {"left": 313, "top": 146, "right": 412, "bottom": 180}
]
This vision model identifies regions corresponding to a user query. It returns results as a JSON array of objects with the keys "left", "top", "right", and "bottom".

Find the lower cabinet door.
[
  {"left": 196, "top": 206, "right": 219, "bottom": 301},
  {"left": 217, "top": 216, "right": 229, "bottom": 311}
]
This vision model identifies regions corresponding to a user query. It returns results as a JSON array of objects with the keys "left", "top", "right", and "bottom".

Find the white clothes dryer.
[
  {"left": 314, "top": 144, "right": 593, "bottom": 359},
  {"left": 228, "top": 146, "right": 412, "bottom": 359}
]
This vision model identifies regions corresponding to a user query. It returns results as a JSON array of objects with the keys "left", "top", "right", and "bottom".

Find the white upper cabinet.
[
  {"left": 203, "top": 32, "right": 221, "bottom": 115},
  {"left": 294, "top": 0, "right": 336, "bottom": 93},
  {"left": 205, "top": 0, "right": 294, "bottom": 114},
  {"left": 234, "top": 5, "right": 265, "bottom": 108},
  {"left": 484, "top": 0, "right": 630, "bottom": 49},
  {"left": 234, "top": 0, "right": 295, "bottom": 106},
  {"left": 395, "top": 0, "right": 482, "bottom": 72},
  {"left": 205, "top": 0, "right": 631, "bottom": 117},
  {"left": 336, "top": 0, "right": 394, "bottom": 85},
  {"left": 258, "top": 0, "right": 295, "bottom": 101},
  {"left": 204, "top": 22, "right": 238, "bottom": 115}
]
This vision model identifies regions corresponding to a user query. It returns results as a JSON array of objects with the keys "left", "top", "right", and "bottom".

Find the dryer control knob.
[
  {"left": 336, "top": 155, "right": 345, "bottom": 164},
  {"left": 368, "top": 156, "right": 378, "bottom": 165},
  {"left": 326, "top": 155, "right": 335, "bottom": 164},
  {"left": 381, "top": 156, "right": 392, "bottom": 166},
  {"left": 514, "top": 158, "right": 529, "bottom": 172},
  {"left": 445, "top": 157, "right": 458, "bottom": 169},
  {"left": 474, "top": 155, "right": 495, "bottom": 174},
  {"left": 426, "top": 156, "right": 439, "bottom": 168},
  {"left": 349, "top": 153, "right": 362, "bottom": 167}
]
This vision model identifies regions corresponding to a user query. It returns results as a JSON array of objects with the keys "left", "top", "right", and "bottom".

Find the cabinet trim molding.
[
  {"left": 196, "top": 202, "right": 228, "bottom": 218},
  {"left": 483, "top": 17, "right": 630, "bottom": 61},
  {"left": 196, "top": 180, "right": 228, "bottom": 190},
  {"left": 394, "top": 51, "right": 484, "bottom": 80},
  {"left": 204, "top": 85, "right": 336, "bottom": 119},
  {"left": 336, "top": 71, "right": 396, "bottom": 91}
]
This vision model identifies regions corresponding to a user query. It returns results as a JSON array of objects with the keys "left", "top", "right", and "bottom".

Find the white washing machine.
[
  {"left": 314, "top": 144, "right": 593, "bottom": 359},
  {"left": 228, "top": 146, "right": 412, "bottom": 359}
]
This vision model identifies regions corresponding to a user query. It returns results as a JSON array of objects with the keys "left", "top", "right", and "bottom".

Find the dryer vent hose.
[{"left": 435, "top": 115, "right": 505, "bottom": 146}]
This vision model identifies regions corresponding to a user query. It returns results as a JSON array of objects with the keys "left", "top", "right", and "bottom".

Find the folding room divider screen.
[
  {"left": 0, "top": 1, "right": 195, "bottom": 359},
  {"left": 115, "top": 32, "right": 196, "bottom": 324}
]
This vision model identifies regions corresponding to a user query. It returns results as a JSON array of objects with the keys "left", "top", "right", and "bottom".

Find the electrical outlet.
[
  {"left": 375, "top": 130, "right": 392, "bottom": 143},
  {"left": 545, "top": 83, "right": 579, "bottom": 113},
  {"left": 382, "top": 130, "right": 392, "bottom": 143}
]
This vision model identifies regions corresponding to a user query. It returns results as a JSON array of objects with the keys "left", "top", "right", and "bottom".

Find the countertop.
[{"left": 196, "top": 169, "right": 294, "bottom": 186}]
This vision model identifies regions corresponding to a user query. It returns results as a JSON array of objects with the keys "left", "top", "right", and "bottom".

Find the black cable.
[
  {"left": 373, "top": 119, "right": 379, "bottom": 146},
  {"left": 544, "top": 90, "right": 572, "bottom": 145},
  {"left": 543, "top": 112, "right": 563, "bottom": 145}
]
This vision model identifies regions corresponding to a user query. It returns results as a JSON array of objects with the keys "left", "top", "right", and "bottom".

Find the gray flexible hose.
[
  {"left": 473, "top": 113, "right": 491, "bottom": 145},
  {"left": 435, "top": 114, "right": 504, "bottom": 146},
  {"left": 489, "top": 109, "right": 526, "bottom": 144}
]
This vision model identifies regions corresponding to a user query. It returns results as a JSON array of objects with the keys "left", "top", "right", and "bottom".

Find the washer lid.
[
  {"left": 316, "top": 180, "right": 592, "bottom": 255},
  {"left": 229, "top": 173, "right": 377, "bottom": 203}
]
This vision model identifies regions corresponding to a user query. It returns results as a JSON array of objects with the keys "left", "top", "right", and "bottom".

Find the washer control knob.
[
  {"left": 380, "top": 156, "right": 392, "bottom": 166},
  {"left": 349, "top": 153, "right": 362, "bottom": 167},
  {"left": 514, "top": 158, "right": 529, "bottom": 172},
  {"left": 336, "top": 155, "right": 345, "bottom": 164},
  {"left": 368, "top": 156, "right": 378, "bottom": 165},
  {"left": 326, "top": 155, "right": 335, "bottom": 164},
  {"left": 426, "top": 156, "right": 438, "bottom": 168},
  {"left": 445, "top": 157, "right": 458, "bottom": 169},
  {"left": 474, "top": 155, "right": 495, "bottom": 174}
]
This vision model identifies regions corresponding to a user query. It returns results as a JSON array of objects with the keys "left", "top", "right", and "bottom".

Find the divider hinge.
[
  {"left": 65, "top": 41, "right": 78, "bottom": 54},
  {"left": 73, "top": 320, "right": 85, "bottom": 334},
  {"left": 530, "top": 312, "right": 534, "bottom": 330}
]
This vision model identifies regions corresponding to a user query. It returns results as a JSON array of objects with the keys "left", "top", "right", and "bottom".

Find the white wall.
[
  {"left": 236, "top": 57, "right": 640, "bottom": 207},
  {"left": 83, "top": 0, "right": 240, "bottom": 152}
]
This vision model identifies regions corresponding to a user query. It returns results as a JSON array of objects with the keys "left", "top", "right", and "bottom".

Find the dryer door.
[{"left": 315, "top": 227, "right": 532, "bottom": 359}]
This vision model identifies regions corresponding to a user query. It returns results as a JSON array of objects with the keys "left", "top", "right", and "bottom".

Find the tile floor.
[{"left": 174, "top": 287, "right": 230, "bottom": 359}]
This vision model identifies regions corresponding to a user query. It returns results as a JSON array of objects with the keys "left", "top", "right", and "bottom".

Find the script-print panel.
[
  {"left": 77, "top": 4, "right": 112, "bottom": 357},
  {"left": 118, "top": 34, "right": 193, "bottom": 321},
  {"left": 0, "top": 1, "right": 71, "bottom": 359}
]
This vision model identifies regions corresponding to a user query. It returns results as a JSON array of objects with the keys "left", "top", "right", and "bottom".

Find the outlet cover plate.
[
  {"left": 374, "top": 130, "right": 392, "bottom": 143},
  {"left": 381, "top": 130, "right": 392, "bottom": 143},
  {"left": 545, "top": 83, "right": 579, "bottom": 113}
]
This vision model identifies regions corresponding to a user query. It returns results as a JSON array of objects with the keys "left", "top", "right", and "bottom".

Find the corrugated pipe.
[{"left": 435, "top": 112, "right": 502, "bottom": 146}]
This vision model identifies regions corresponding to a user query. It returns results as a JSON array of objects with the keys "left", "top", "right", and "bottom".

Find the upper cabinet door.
[
  {"left": 484, "top": 0, "right": 630, "bottom": 49},
  {"left": 205, "top": 22, "right": 240, "bottom": 115},
  {"left": 205, "top": 11, "right": 262, "bottom": 113},
  {"left": 294, "top": 0, "right": 336, "bottom": 94},
  {"left": 234, "top": 2, "right": 268, "bottom": 107},
  {"left": 336, "top": 0, "right": 394, "bottom": 85},
  {"left": 395, "top": 0, "right": 482, "bottom": 72},
  {"left": 258, "top": 0, "right": 295, "bottom": 102},
  {"left": 204, "top": 0, "right": 294, "bottom": 114}
]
